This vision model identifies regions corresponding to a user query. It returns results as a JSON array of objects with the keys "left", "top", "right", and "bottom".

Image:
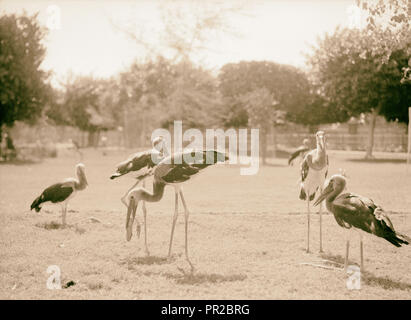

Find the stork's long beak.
[
  {"left": 126, "top": 197, "right": 136, "bottom": 241},
  {"left": 110, "top": 172, "right": 122, "bottom": 180},
  {"left": 318, "top": 134, "right": 325, "bottom": 150},
  {"left": 313, "top": 183, "right": 333, "bottom": 206},
  {"left": 79, "top": 169, "right": 88, "bottom": 186}
]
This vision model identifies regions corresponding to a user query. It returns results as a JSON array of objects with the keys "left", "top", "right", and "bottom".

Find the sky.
[{"left": 1, "top": 0, "right": 357, "bottom": 83}]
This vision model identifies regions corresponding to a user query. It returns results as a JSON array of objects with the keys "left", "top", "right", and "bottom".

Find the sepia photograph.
[{"left": 0, "top": 0, "right": 410, "bottom": 306}]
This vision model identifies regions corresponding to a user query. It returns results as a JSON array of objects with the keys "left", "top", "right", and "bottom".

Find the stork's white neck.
[{"left": 75, "top": 170, "right": 87, "bottom": 190}]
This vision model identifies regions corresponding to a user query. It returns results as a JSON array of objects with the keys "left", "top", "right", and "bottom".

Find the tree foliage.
[
  {"left": 309, "top": 25, "right": 410, "bottom": 121},
  {"left": 356, "top": 0, "right": 410, "bottom": 64},
  {"left": 0, "top": 13, "right": 51, "bottom": 130},
  {"left": 48, "top": 76, "right": 120, "bottom": 147},
  {"left": 307, "top": 0, "right": 411, "bottom": 158},
  {"left": 218, "top": 61, "right": 310, "bottom": 127},
  {"left": 120, "top": 57, "right": 221, "bottom": 132}
]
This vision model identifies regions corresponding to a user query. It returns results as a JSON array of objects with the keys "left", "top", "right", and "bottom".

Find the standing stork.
[
  {"left": 124, "top": 150, "right": 228, "bottom": 271},
  {"left": 314, "top": 174, "right": 410, "bottom": 271},
  {"left": 30, "top": 163, "right": 88, "bottom": 226},
  {"left": 300, "top": 131, "right": 328, "bottom": 253},
  {"left": 288, "top": 138, "right": 310, "bottom": 166},
  {"left": 110, "top": 136, "right": 168, "bottom": 248}
]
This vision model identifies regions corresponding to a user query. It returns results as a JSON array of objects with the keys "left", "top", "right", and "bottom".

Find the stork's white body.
[{"left": 301, "top": 166, "right": 327, "bottom": 201}]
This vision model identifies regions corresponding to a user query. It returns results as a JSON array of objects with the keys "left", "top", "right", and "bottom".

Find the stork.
[
  {"left": 124, "top": 150, "right": 228, "bottom": 271},
  {"left": 110, "top": 136, "right": 168, "bottom": 207},
  {"left": 288, "top": 138, "right": 310, "bottom": 166},
  {"left": 300, "top": 131, "right": 328, "bottom": 253},
  {"left": 30, "top": 163, "right": 88, "bottom": 226},
  {"left": 314, "top": 174, "right": 410, "bottom": 271}
]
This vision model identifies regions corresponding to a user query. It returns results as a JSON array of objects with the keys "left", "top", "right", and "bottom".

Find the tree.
[
  {"left": 112, "top": 0, "right": 245, "bottom": 64},
  {"left": 163, "top": 60, "right": 222, "bottom": 129},
  {"left": 306, "top": 0, "right": 410, "bottom": 158},
  {"left": 58, "top": 76, "right": 118, "bottom": 147},
  {"left": 218, "top": 61, "right": 310, "bottom": 162},
  {"left": 241, "top": 88, "right": 285, "bottom": 164},
  {"left": 118, "top": 57, "right": 175, "bottom": 147},
  {"left": 118, "top": 57, "right": 223, "bottom": 147},
  {"left": 356, "top": 0, "right": 410, "bottom": 64},
  {"left": 286, "top": 93, "right": 345, "bottom": 129},
  {"left": 0, "top": 13, "right": 51, "bottom": 138},
  {"left": 307, "top": 26, "right": 411, "bottom": 158}
]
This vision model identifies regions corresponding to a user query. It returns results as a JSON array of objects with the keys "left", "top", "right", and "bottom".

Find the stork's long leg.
[
  {"left": 179, "top": 190, "right": 194, "bottom": 272},
  {"left": 62, "top": 203, "right": 67, "bottom": 226},
  {"left": 142, "top": 180, "right": 149, "bottom": 255},
  {"left": 168, "top": 190, "right": 179, "bottom": 259},
  {"left": 360, "top": 235, "right": 364, "bottom": 272},
  {"left": 306, "top": 197, "right": 310, "bottom": 253},
  {"left": 345, "top": 240, "right": 350, "bottom": 272},
  {"left": 319, "top": 187, "right": 323, "bottom": 253},
  {"left": 126, "top": 196, "right": 138, "bottom": 241}
]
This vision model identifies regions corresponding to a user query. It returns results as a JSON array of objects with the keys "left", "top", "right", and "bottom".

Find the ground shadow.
[
  {"left": 262, "top": 163, "right": 288, "bottom": 168},
  {"left": 35, "top": 221, "right": 64, "bottom": 230},
  {"left": 321, "top": 252, "right": 411, "bottom": 291},
  {"left": 347, "top": 158, "right": 406, "bottom": 164},
  {"left": 120, "top": 255, "right": 170, "bottom": 269},
  {"left": 163, "top": 271, "right": 247, "bottom": 285},
  {"left": 35, "top": 221, "right": 86, "bottom": 234},
  {"left": 287, "top": 211, "right": 332, "bottom": 216},
  {"left": 133, "top": 256, "right": 170, "bottom": 265},
  {"left": 0, "top": 158, "right": 39, "bottom": 166},
  {"left": 362, "top": 272, "right": 411, "bottom": 291},
  {"left": 320, "top": 252, "right": 346, "bottom": 265}
]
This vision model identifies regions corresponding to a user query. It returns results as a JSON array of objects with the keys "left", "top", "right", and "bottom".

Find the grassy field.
[{"left": 1, "top": 148, "right": 410, "bottom": 299}]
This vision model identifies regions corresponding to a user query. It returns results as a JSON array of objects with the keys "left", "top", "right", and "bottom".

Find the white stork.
[
  {"left": 124, "top": 150, "right": 228, "bottom": 271},
  {"left": 300, "top": 131, "right": 328, "bottom": 253},
  {"left": 314, "top": 174, "right": 410, "bottom": 271},
  {"left": 288, "top": 138, "right": 310, "bottom": 166},
  {"left": 30, "top": 163, "right": 88, "bottom": 226}
]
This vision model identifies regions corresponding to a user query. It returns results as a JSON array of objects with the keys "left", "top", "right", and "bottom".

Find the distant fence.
[
  {"left": 276, "top": 132, "right": 408, "bottom": 152},
  {"left": 8, "top": 122, "right": 409, "bottom": 155}
]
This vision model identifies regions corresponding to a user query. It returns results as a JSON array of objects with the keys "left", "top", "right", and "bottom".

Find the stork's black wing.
[
  {"left": 300, "top": 154, "right": 310, "bottom": 182},
  {"left": 288, "top": 147, "right": 309, "bottom": 165},
  {"left": 333, "top": 193, "right": 409, "bottom": 247},
  {"left": 31, "top": 183, "right": 74, "bottom": 211},
  {"left": 157, "top": 150, "right": 227, "bottom": 184},
  {"left": 162, "top": 163, "right": 200, "bottom": 183},
  {"left": 110, "top": 150, "right": 161, "bottom": 179}
]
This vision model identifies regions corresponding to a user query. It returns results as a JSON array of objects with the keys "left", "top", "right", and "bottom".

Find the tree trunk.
[
  {"left": 0, "top": 126, "right": 2, "bottom": 159},
  {"left": 88, "top": 130, "right": 98, "bottom": 147},
  {"left": 271, "top": 125, "right": 277, "bottom": 158},
  {"left": 365, "top": 106, "right": 381, "bottom": 159},
  {"left": 140, "top": 114, "right": 146, "bottom": 147},
  {"left": 123, "top": 104, "right": 129, "bottom": 148}
]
